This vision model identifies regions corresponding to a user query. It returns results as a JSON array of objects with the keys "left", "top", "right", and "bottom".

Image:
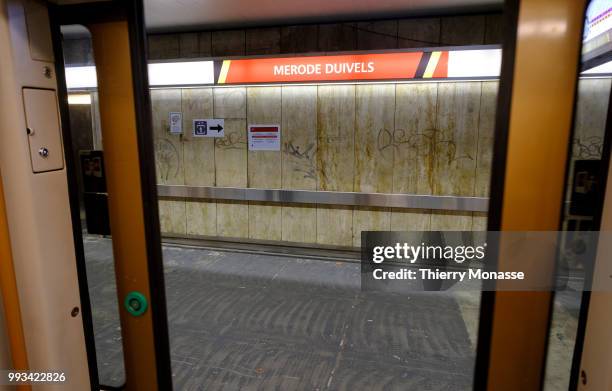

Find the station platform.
[
  {"left": 83, "top": 235, "right": 578, "bottom": 390},
  {"left": 85, "top": 236, "right": 480, "bottom": 390}
]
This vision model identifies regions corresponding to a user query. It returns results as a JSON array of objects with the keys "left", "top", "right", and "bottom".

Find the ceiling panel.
[{"left": 144, "top": 0, "right": 503, "bottom": 32}]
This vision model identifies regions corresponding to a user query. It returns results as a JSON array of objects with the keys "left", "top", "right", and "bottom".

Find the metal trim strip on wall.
[{"left": 157, "top": 185, "right": 489, "bottom": 212}]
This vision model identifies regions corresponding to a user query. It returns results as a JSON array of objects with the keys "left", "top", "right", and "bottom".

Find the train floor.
[{"left": 82, "top": 235, "right": 579, "bottom": 391}]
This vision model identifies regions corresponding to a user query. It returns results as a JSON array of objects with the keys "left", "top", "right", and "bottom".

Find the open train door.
[
  {"left": 49, "top": 1, "right": 172, "bottom": 389},
  {"left": 0, "top": 0, "right": 603, "bottom": 390}
]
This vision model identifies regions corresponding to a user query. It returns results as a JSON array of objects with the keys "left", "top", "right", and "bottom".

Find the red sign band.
[{"left": 217, "top": 52, "right": 450, "bottom": 84}]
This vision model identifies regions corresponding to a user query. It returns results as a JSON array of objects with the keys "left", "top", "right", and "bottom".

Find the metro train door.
[
  {"left": 50, "top": 1, "right": 172, "bottom": 390},
  {"left": 48, "top": 0, "right": 595, "bottom": 390}
]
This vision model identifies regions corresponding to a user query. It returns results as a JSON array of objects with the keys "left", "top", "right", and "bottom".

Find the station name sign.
[
  {"left": 216, "top": 52, "right": 435, "bottom": 84},
  {"left": 213, "top": 49, "right": 504, "bottom": 84}
]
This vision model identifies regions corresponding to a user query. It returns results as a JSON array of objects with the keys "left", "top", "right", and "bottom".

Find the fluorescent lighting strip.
[
  {"left": 65, "top": 51, "right": 612, "bottom": 91},
  {"left": 65, "top": 61, "right": 215, "bottom": 89},
  {"left": 448, "top": 49, "right": 502, "bottom": 78},
  {"left": 65, "top": 66, "right": 97, "bottom": 89},
  {"left": 67, "top": 93, "right": 92, "bottom": 105},
  {"left": 149, "top": 61, "right": 214, "bottom": 86}
]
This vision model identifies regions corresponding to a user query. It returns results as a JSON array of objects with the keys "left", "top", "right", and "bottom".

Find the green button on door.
[{"left": 124, "top": 291, "right": 148, "bottom": 316}]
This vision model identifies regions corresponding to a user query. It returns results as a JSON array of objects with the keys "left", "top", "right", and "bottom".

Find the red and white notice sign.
[{"left": 248, "top": 125, "right": 281, "bottom": 151}]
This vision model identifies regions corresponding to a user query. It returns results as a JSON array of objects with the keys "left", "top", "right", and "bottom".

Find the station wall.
[
  {"left": 572, "top": 78, "right": 611, "bottom": 163},
  {"left": 152, "top": 81, "right": 498, "bottom": 247},
  {"left": 63, "top": 14, "right": 612, "bottom": 248},
  {"left": 62, "top": 14, "right": 504, "bottom": 64},
  {"left": 146, "top": 15, "right": 503, "bottom": 60},
  {"left": 152, "top": 77, "right": 611, "bottom": 247},
  {"left": 63, "top": 12, "right": 504, "bottom": 248}
]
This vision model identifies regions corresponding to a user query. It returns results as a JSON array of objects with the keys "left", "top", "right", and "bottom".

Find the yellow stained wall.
[{"left": 152, "top": 81, "right": 499, "bottom": 246}]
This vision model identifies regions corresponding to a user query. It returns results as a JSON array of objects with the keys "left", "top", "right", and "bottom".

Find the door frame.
[
  {"left": 49, "top": 0, "right": 597, "bottom": 389},
  {"left": 50, "top": 1, "right": 172, "bottom": 389},
  {"left": 475, "top": 0, "right": 590, "bottom": 390}
]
